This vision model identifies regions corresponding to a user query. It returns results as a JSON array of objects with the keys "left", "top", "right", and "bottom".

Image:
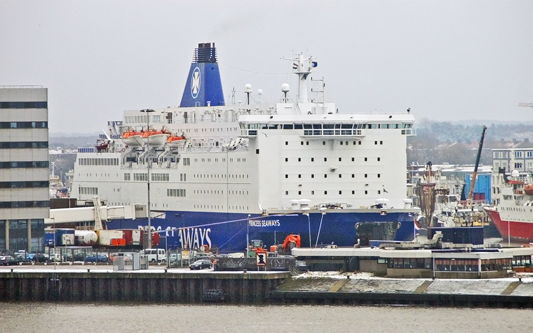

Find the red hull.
[{"left": 485, "top": 208, "right": 533, "bottom": 242}]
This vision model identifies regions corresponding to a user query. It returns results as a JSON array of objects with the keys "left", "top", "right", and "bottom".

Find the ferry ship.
[{"left": 70, "top": 42, "right": 418, "bottom": 252}]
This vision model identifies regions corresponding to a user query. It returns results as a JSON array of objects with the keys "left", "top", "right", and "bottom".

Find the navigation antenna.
[
  {"left": 311, "top": 77, "right": 326, "bottom": 111},
  {"left": 230, "top": 87, "right": 236, "bottom": 106}
]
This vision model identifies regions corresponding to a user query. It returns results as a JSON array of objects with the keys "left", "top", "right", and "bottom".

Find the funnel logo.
[{"left": 191, "top": 67, "right": 201, "bottom": 99}]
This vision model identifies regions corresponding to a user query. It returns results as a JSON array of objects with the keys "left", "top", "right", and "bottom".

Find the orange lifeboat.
[
  {"left": 121, "top": 131, "right": 141, "bottom": 139},
  {"left": 167, "top": 135, "right": 185, "bottom": 143},
  {"left": 524, "top": 184, "right": 533, "bottom": 195}
]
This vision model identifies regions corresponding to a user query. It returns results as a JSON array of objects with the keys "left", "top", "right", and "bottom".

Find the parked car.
[
  {"left": 0, "top": 255, "right": 12, "bottom": 266},
  {"left": 0, "top": 255, "right": 28, "bottom": 266},
  {"left": 189, "top": 259, "right": 212, "bottom": 270},
  {"left": 28, "top": 253, "right": 49, "bottom": 263},
  {"left": 13, "top": 254, "right": 31, "bottom": 264},
  {"left": 169, "top": 253, "right": 181, "bottom": 265},
  {"left": 85, "top": 254, "right": 109, "bottom": 263}
]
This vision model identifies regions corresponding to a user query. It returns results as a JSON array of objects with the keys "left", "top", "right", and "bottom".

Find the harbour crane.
[{"left": 467, "top": 125, "right": 487, "bottom": 206}]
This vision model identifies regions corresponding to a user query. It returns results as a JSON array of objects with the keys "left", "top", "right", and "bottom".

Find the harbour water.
[{"left": 0, "top": 303, "right": 531, "bottom": 332}]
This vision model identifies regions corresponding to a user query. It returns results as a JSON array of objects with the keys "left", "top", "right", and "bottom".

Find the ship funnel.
[{"left": 180, "top": 42, "right": 225, "bottom": 107}]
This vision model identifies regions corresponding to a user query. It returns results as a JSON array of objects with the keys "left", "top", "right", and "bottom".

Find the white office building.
[
  {"left": 0, "top": 86, "right": 49, "bottom": 253},
  {"left": 492, "top": 148, "right": 533, "bottom": 173}
]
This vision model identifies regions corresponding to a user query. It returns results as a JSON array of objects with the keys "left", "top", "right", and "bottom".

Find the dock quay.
[
  {"left": 2, "top": 265, "right": 533, "bottom": 307},
  {"left": 271, "top": 272, "right": 533, "bottom": 308},
  {"left": 0, "top": 265, "right": 289, "bottom": 304}
]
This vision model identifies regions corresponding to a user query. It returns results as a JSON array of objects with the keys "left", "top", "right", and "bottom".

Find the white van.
[{"left": 141, "top": 249, "right": 166, "bottom": 263}]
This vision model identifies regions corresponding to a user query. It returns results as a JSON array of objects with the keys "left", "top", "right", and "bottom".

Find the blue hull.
[{"left": 106, "top": 210, "right": 416, "bottom": 253}]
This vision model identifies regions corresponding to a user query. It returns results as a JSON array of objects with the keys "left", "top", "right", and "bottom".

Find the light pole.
[{"left": 141, "top": 109, "right": 154, "bottom": 249}]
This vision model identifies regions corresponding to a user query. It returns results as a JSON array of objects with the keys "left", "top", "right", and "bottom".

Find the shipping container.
[
  {"left": 55, "top": 229, "right": 75, "bottom": 246},
  {"left": 96, "top": 230, "right": 125, "bottom": 247}
]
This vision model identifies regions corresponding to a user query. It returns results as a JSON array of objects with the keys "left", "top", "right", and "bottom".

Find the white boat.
[{"left": 70, "top": 42, "right": 418, "bottom": 252}]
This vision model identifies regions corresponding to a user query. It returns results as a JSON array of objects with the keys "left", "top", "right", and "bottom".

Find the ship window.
[
  {"left": 285, "top": 174, "right": 288, "bottom": 178},
  {"left": 311, "top": 174, "right": 314, "bottom": 178},
  {"left": 324, "top": 158, "right": 327, "bottom": 162},
  {"left": 303, "top": 124, "right": 312, "bottom": 129},
  {"left": 311, "top": 158, "right": 314, "bottom": 162},
  {"left": 374, "top": 141, "right": 377, "bottom": 145},
  {"left": 311, "top": 191, "right": 314, "bottom": 195},
  {"left": 285, "top": 158, "right": 288, "bottom": 162},
  {"left": 284, "top": 124, "right": 294, "bottom": 129},
  {"left": 339, "top": 175, "right": 342, "bottom": 178},
  {"left": 365, "top": 190, "right": 368, "bottom": 195},
  {"left": 340, "top": 141, "right": 343, "bottom": 145},
  {"left": 298, "top": 158, "right": 301, "bottom": 162},
  {"left": 352, "top": 157, "right": 355, "bottom": 162},
  {"left": 377, "top": 157, "right": 380, "bottom": 161},
  {"left": 378, "top": 174, "right": 381, "bottom": 178},
  {"left": 298, "top": 191, "right": 301, "bottom": 195},
  {"left": 352, "top": 190, "right": 355, "bottom": 194},
  {"left": 364, "top": 157, "right": 367, "bottom": 161},
  {"left": 256, "top": 149, "right": 259, "bottom": 154},
  {"left": 285, "top": 141, "right": 288, "bottom": 145},
  {"left": 339, "top": 158, "right": 342, "bottom": 162},
  {"left": 285, "top": 191, "right": 288, "bottom": 195},
  {"left": 365, "top": 174, "right": 368, "bottom": 178},
  {"left": 380, "top": 141, "right": 383, "bottom": 145},
  {"left": 294, "top": 124, "right": 303, "bottom": 129},
  {"left": 324, "top": 174, "right": 327, "bottom": 178},
  {"left": 323, "top": 141, "right": 326, "bottom": 145},
  {"left": 324, "top": 191, "right": 327, "bottom": 195},
  {"left": 298, "top": 174, "right": 301, "bottom": 178},
  {"left": 339, "top": 191, "right": 342, "bottom": 195},
  {"left": 359, "top": 141, "right": 362, "bottom": 145},
  {"left": 352, "top": 174, "right": 355, "bottom": 178},
  {"left": 301, "top": 141, "right": 304, "bottom": 145},
  {"left": 306, "top": 142, "right": 309, "bottom": 145},
  {"left": 378, "top": 190, "right": 381, "bottom": 195}
]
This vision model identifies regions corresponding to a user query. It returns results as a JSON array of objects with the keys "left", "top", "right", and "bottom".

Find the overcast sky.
[{"left": 1, "top": 0, "right": 532, "bottom": 135}]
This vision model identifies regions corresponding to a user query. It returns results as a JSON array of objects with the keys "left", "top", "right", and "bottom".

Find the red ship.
[{"left": 484, "top": 169, "right": 533, "bottom": 243}]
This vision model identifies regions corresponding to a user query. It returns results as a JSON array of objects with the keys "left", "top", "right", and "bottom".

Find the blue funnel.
[{"left": 180, "top": 43, "right": 225, "bottom": 107}]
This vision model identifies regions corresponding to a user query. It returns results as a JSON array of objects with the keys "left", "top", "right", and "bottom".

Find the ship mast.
[{"left": 283, "top": 53, "right": 317, "bottom": 104}]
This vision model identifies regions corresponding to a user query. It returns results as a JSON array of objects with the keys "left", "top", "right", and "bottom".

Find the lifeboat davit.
[{"left": 524, "top": 183, "right": 533, "bottom": 195}]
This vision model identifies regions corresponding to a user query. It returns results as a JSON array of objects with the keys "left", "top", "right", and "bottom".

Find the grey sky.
[{"left": 1, "top": 0, "right": 532, "bottom": 135}]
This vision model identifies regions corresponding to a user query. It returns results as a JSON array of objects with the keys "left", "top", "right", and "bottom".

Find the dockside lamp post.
[{"left": 141, "top": 108, "right": 155, "bottom": 249}]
